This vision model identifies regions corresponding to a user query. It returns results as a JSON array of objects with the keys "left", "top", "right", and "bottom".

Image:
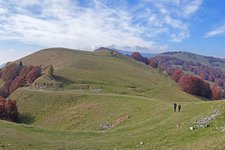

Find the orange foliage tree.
[
  {"left": 178, "top": 74, "right": 211, "bottom": 99},
  {"left": 1, "top": 63, "right": 22, "bottom": 81},
  {"left": 172, "top": 69, "right": 184, "bottom": 82},
  {"left": 149, "top": 58, "right": 158, "bottom": 69},
  {"left": 26, "top": 66, "right": 41, "bottom": 85},
  {"left": 0, "top": 97, "right": 18, "bottom": 122}
]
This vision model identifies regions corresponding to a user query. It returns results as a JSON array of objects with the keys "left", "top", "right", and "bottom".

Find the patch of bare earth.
[{"left": 100, "top": 115, "right": 129, "bottom": 130}]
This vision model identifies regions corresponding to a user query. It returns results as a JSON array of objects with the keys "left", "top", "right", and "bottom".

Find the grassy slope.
[
  {"left": 2, "top": 90, "right": 225, "bottom": 149},
  {"left": 1, "top": 48, "right": 223, "bottom": 149},
  {"left": 17, "top": 48, "right": 201, "bottom": 102}
]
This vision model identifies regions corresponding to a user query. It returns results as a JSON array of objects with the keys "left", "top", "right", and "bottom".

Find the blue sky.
[{"left": 0, "top": 0, "right": 225, "bottom": 64}]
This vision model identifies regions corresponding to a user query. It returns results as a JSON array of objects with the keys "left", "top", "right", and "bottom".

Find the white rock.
[{"left": 189, "top": 127, "right": 194, "bottom": 130}]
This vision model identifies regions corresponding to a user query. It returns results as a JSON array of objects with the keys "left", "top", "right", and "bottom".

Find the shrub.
[
  {"left": 149, "top": 58, "right": 158, "bottom": 69},
  {"left": 48, "top": 65, "right": 54, "bottom": 78},
  {"left": 9, "top": 76, "right": 26, "bottom": 93},
  {"left": 0, "top": 87, "right": 9, "bottom": 98},
  {"left": 210, "top": 85, "right": 222, "bottom": 100},
  {"left": 131, "top": 52, "right": 144, "bottom": 62},
  {"left": 1, "top": 63, "right": 22, "bottom": 81},
  {"left": 26, "top": 66, "right": 41, "bottom": 84},
  {"left": 3, "top": 79, "right": 13, "bottom": 90},
  {"left": 172, "top": 69, "right": 184, "bottom": 82},
  {"left": 178, "top": 74, "right": 211, "bottom": 99},
  {"left": 0, "top": 97, "right": 18, "bottom": 122}
]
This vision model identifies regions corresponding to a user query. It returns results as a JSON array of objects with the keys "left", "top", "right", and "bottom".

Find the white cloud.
[
  {"left": 0, "top": 8, "right": 7, "bottom": 14},
  {"left": 183, "top": 0, "right": 203, "bottom": 17},
  {"left": 0, "top": 0, "right": 203, "bottom": 54},
  {"left": 204, "top": 24, "right": 225, "bottom": 38}
]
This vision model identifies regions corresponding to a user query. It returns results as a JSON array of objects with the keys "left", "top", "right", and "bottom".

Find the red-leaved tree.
[
  {"left": 0, "top": 87, "right": 9, "bottom": 98},
  {"left": 26, "top": 66, "right": 41, "bottom": 84},
  {"left": 9, "top": 76, "right": 26, "bottom": 94},
  {"left": 9, "top": 66, "right": 35, "bottom": 93},
  {"left": 3, "top": 79, "right": 13, "bottom": 91},
  {"left": 0, "top": 97, "right": 18, "bottom": 122},
  {"left": 131, "top": 52, "right": 144, "bottom": 62},
  {"left": 1, "top": 63, "right": 22, "bottom": 81},
  {"left": 210, "top": 85, "right": 222, "bottom": 100},
  {"left": 178, "top": 74, "right": 211, "bottom": 99},
  {"left": 172, "top": 69, "right": 184, "bottom": 82},
  {"left": 149, "top": 58, "right": 158, "bottom": 69}
]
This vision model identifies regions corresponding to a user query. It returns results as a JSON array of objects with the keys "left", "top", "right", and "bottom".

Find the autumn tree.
[
  {"left": 3, "top": 79, "right": 13, "bottom": 91},
  {"left": 9, "top": 76, "right": 26, "bottom": 93},
  {"left": 210, "top": 85, "right": 222, "bottom": 100},
  {"left": 0, "top": 97, "right": 18, "bottom": 122},
  {"left": 26, "top": 66, "right": 41, "bottom": 84},
  {"left": 200, "top": 80, "right": 212, "bottom": 99},
  {"left": 178, "top": 74, "right": 211, "bottom": 98},
  {"left": 131, "top": 52, "right": 144, "bottom": 62},
  {"left": 149, "top": 58, "right": 158, "bottom": 69},
  {"left": 1, "top": 63, "right": 22, "bottom": 81},
  {"left": 5, "top": 99, "right": 18, "bottom": 121},
  {"left": 19, "top": 65, "right": 34, "bottom": 78},
  {"left": 172, "top": 69, "right": 184, "bottom": 82},
  {"left": 0, "top": 87, "right": 9, "bottom": 98}
]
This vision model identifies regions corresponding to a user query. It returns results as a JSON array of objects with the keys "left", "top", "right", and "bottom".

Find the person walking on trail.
[
  {"left": 178, "top": 104, "right": 181, "bottom": 112},
  {"left": 173, "top": 103, "right": 177, "bottom": 112}
]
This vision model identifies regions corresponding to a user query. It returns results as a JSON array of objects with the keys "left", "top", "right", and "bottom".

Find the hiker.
[
  {"left": 173, "top": 103, "right": 177, "bottom": 112},
  {"left": 178, "top": 104, "right": 181, "bottom": 112}
]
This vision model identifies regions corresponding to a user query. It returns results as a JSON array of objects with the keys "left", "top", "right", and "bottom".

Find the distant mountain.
[{"left": 0, "top": 63, "right": 5, "bottom": 69}]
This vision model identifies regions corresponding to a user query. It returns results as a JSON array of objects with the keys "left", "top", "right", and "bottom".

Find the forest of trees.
[
  {"left": 131, "top": 52, "right": 149, "bottom": 65},
  {"left": 0, "top": 62, "right": 41, "bottom": 98},
  {"left": 131, "top": 52, "right": 225, "bottom": 100},
  {"left": 0, "top": 62, "right": 42, "bottom": 122},
  {"left": 0, "top": 97, "right": 18, "bottom": 122}
]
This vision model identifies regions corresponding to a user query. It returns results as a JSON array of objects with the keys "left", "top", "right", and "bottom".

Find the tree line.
[
  {"left": 131, "top": 52, "right": 225, "bottom": 100},
  {"left": 0, "top": 61, "right": 42, "bottom": 122}
]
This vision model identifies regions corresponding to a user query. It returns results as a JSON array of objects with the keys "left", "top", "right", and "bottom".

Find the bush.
[
  {"left": 172, "top": 69, "right": 184, "bottom": 82},
  {"left": 0, "top": 97, "right": 18, "bottom": 122},
  {"left": 3, "top": 79, "right": 13, "bottom": 91},
  {"left": 1, "top": 63, "right": 22, "bottom": 81},
  {"left": 210, "top": 85, "right": 222, "bottom": 100},
  {"left": 26, "top": 66, "right": 41, "bottom": 84},
  {"left": 178, "top": 74, "right": 211, "bottom": 99},
  {"left": 149, "top": 58, "right": 158, "bottom": 69},
  {"left": 131, "top": 52, "right": 144, "bottom": 62},
  {"left": 9, "top": 76, "right": 26, "bottom": 93},
  {"left": 0, "top": 87, "right": 9, "bottom": 98},
  {"left": 48, "top": 65, "right": 54, "bottom": 78}
]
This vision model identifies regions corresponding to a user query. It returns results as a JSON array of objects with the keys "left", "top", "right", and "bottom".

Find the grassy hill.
[
  {"left": 160, "top": 51, "right": 225, "bottom": 71},
  {"left": 0, "top": 48, "right": 224, "bottom": 149},
  {"left": 16, "top": 47, "right": 201, "bottom": 102}
]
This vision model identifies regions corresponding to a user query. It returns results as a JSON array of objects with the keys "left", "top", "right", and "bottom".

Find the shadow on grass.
[
  {"left": 54, "top": 75, "right": 73, "bottom": 83},
  {"left": 54, "top": 75, "right": 74, "bottom": 87},
  {"left": 18, "top": 113, "right": 35, "bottom": 125}
]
